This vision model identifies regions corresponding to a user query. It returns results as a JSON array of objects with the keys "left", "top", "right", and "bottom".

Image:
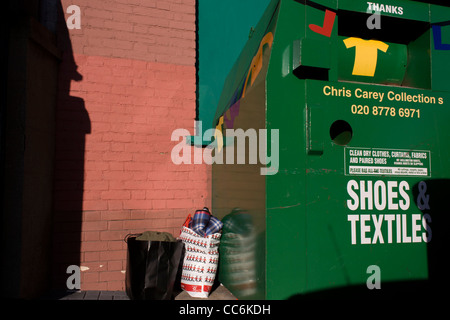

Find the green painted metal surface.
[
  {"left": 197, "top": 0, "right": 271, "bottom": 144},
  {"left": 212, "top": 0, "right": 450, "bottom": 299}
]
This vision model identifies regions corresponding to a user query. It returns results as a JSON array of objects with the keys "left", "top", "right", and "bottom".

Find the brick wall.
[{"left": 53, "top": 0, "right": 208, "bottom": 291}]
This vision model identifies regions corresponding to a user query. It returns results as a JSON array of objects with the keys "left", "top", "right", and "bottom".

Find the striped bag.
[{"left": 178, "top": 226, "right": 222, "bottom": 298}]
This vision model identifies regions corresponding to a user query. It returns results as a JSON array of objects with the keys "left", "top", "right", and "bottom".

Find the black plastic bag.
[{"left": 125, "top": 234, "right": 185, "bottom": 300}]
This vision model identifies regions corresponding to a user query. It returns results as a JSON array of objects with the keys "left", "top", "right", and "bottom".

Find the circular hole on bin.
[{"left": 330, "top": 120, "right": 353, "bottom": 146}]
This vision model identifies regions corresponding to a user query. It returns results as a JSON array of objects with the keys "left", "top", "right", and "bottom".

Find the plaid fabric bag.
[
  {"left": 190, "top": 207, "right": 211, "bottom": 236},
  {"left": 190, "top": 207, "right": 223, "bottom": 237},
  {"left": 205, "top": 216, "right": 223, "bottom": 236},
  {"left": 178, "top": 226, "right": 222, "bottom": 298}
]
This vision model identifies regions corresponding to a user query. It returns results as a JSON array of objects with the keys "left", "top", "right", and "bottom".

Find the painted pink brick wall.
[{"left": 53, "top": 0, "right": 208, "bottom": 291}]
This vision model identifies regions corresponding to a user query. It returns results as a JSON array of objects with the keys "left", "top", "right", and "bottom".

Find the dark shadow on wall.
[
  {"left": 0, "top": 0, "right": 84, "bottom": 299},
  {"left": 411, "top": 179, "right": 450, "bottom": 292},
  {"left": 289, "top": 179, "right": 450, "bottom": 300},
  {"left": 49, "top": 1, "right": 90, "bottom": 292}
]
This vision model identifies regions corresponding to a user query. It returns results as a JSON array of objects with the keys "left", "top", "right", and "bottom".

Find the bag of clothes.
[{"left": 178, "top": 207, "right": 223, "bottom": 298}]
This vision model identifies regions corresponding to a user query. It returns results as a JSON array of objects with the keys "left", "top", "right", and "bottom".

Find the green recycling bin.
[{"left": 211, "top": 0, "right": 450, "bottom": 299}]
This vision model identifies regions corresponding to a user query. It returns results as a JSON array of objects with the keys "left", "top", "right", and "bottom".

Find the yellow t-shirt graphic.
[{"left": 343, "top": 37, "right": 389, "bottom": 77}]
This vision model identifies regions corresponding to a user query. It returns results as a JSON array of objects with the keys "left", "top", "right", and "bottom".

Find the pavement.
[
  {"left": 41, "top": 283, "right": 237, "bottom": 300},
  {"left": 43, "top": 290, "right": 130, "bottom": 300}
]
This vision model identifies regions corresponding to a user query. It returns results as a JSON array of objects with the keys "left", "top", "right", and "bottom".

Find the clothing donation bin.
[{"left": 211, "top": 0, "right": 450, "bottom": 299}]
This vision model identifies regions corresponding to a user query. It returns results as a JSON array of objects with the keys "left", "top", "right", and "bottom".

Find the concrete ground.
[{"left": 42, "top": 283, "right": 236, "bottom": 300}]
